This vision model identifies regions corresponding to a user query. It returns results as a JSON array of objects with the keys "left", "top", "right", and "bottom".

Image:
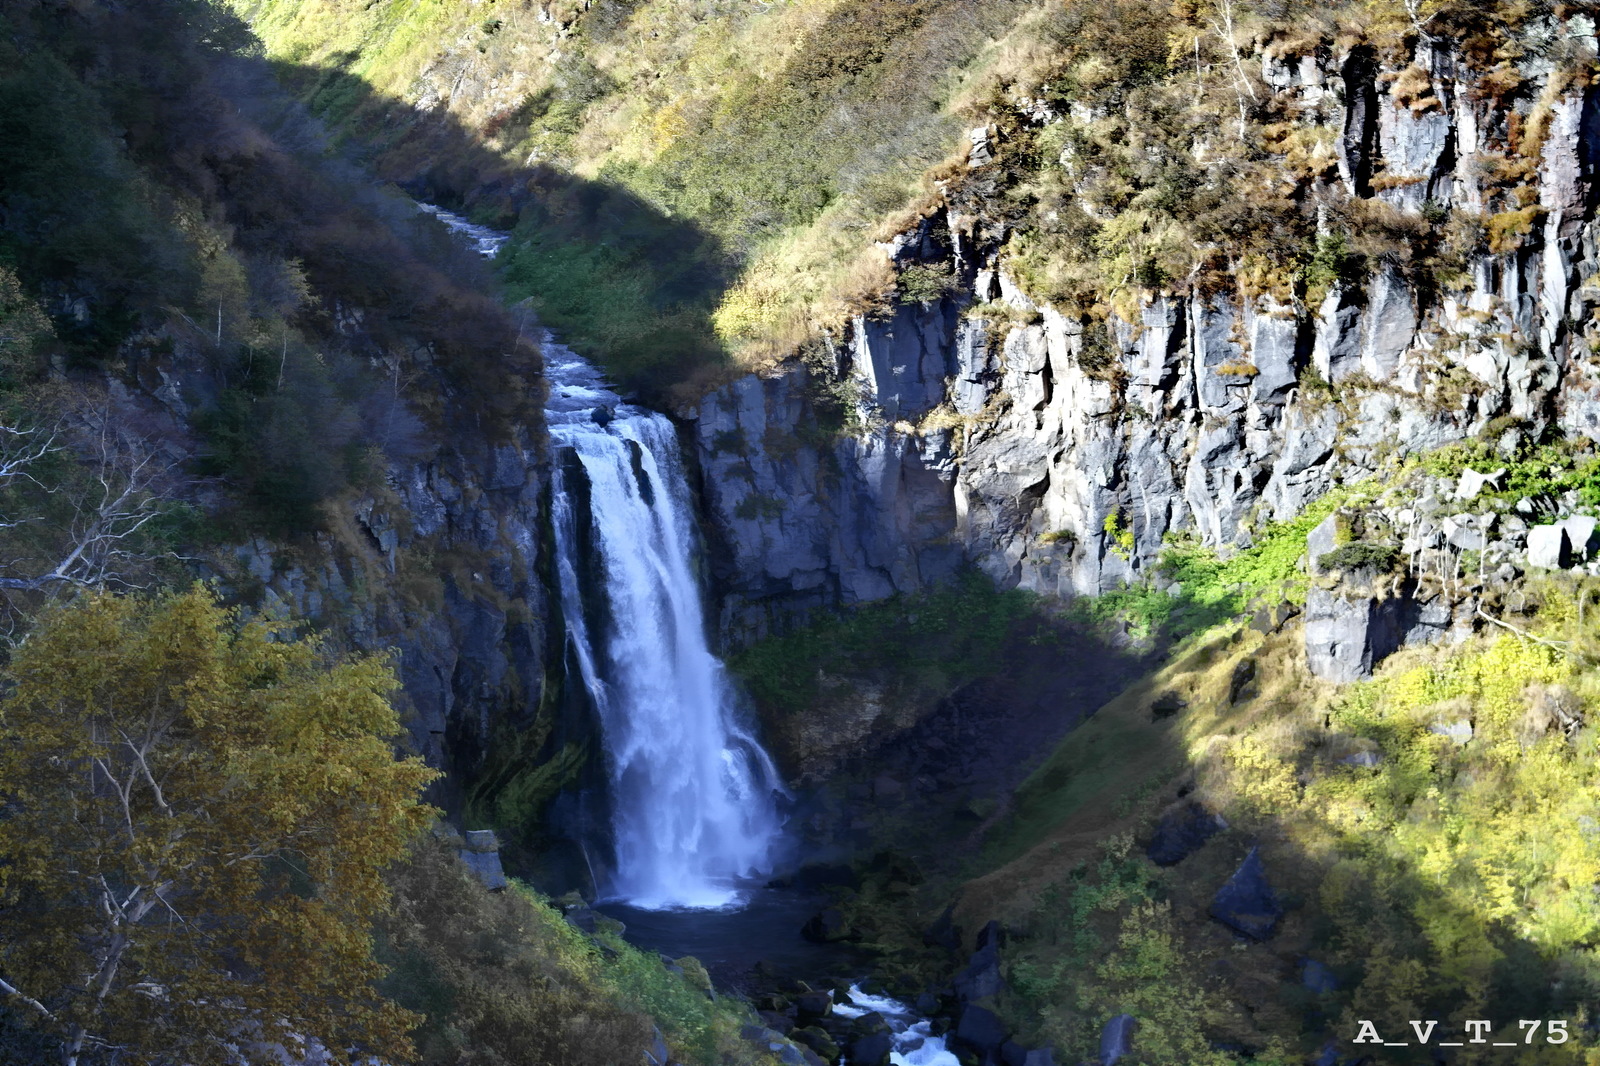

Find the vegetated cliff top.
[{"left": 232, "top": 0, "right": 1593, "bottom": 401}]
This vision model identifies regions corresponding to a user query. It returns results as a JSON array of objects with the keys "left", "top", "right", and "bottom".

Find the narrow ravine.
[
  {"left": 424, "top": 207, "right": 960, "bottom": 1060},
  {"left": 423, "top": 205, "right": 786, "bottom": 910}
]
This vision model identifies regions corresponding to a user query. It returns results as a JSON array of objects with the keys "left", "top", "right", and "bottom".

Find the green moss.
[{"left": 728, "top": 569, "right": 1040, "bottom": 718}]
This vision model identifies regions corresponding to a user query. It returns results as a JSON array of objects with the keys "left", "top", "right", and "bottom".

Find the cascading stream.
[{"left": 419, "top": 205, "right": 785, "bottom": 910}]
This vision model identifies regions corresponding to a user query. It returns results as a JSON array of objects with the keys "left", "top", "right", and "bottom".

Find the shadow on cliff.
[
  {"left": 270, "top": 52, "right": 734, "bottom": 408},
  {"left": 921, "top": 615, "right": 1600, "bottom": 1064}
]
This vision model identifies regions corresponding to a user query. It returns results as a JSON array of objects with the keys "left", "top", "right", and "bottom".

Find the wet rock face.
[{"left": 690, "top": 33, "right": 1600, "bottom": 645}]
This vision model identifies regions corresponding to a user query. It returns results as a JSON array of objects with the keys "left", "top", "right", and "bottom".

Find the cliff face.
[
  {"left": 692, "top": 19, "right": 1600, "bottom": 644},
  {"left": 227, "top": 434, "right": 552, "bottom": 798}
]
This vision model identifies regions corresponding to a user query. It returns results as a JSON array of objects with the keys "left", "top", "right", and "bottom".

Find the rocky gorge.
[{"left": 7, "top": 0, "right": 1600, "bottom": 1063}]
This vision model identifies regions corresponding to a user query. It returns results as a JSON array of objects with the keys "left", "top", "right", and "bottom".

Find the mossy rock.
[{"left": 674, "top": 956, "right": 714, "bottom": 999}]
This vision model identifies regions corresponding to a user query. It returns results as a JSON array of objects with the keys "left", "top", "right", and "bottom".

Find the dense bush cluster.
[{"left": 0, "top": 0, "right": 539, "bottom": 537}]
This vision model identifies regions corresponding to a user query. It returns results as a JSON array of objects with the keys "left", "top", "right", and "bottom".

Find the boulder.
[
  {"left": 561, "top": 905, "right": 622, "bottom": 936},
  {"left": 1099, "top": 1014, "right": 1137, "bottom": 1066},
  {"left": 954, "top": 920, "right": 1006, "bottom": 1002},
  {"left": 801, "top": 908, "right": 851, "bottom": 943},
  {"left": 1301, "top": 959, "right": 1339, "bottom": 995},
  {"left": 1454, "top": 467, "right": 1506, "bottom": 500},
  {"left": 794, "top": 991, "right": 833, "bottom": 1019},
  {"left": 1146, "top": 800, "right": 1227, "bottom": 866},
  {"left": 1304, "top": 588, "right": 1404, "bottom": 682},
  {"left": 954, "top": 1004, "right": 1007, "bottom": 1056},
  {"left": 1429, "top": 719, "right": 1473, "bottom": 745},
  {"left": 1208, "top": 847, "right": 1283, "bottom": 940},
  {"left": 848, "top": 1032, "right": 893, "bottom": 1066},
  {"left": 675, "top": 956, "right": 714, "bottom": 999},
  {"left": 1306, "top": 513, "right": 1342, "bottom": 574},
  {"left": 1149, "top": 691, "right": 1187, "bottom": 719},
  {"left": 790, "top": 1026, "right": 838, "bottom": 1063},
  {"left": 1338, "top": 750, "right": 1383, "bottom": 767},
  {"left": 953, "top": 952, "right": 1004, "bottom": 1003},
  {"left": 458, "top": 849, "right": 507, "bottom": 892},
  {"left": 462, "top": 828, "right": 499, "bottom": 852},
  {"left": 1560, "top": 514, "right": 1599, "bottom": 559},
  {"left": 919, "top": 899, "right": 960, "bottom": 948},
  {"left": 1228, "top": 658, "right": 1257, "bottom": 704},
  {"left": 1444, "top": 513, "right": 1487, "bottom": 551},
  {"left": 1528, "top": 523, "right": 1572, "bottom": 570}
]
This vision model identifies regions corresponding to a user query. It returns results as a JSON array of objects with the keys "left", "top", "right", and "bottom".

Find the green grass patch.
[
  {"left": 1071, "top": 490, "right": 1349, "bottom": 643},
  {"left": 497, "top": 186, "right": 730, "bottom": 404},
  {"left": 727, "top": 569, "right": 1042, "bottom": 717}
]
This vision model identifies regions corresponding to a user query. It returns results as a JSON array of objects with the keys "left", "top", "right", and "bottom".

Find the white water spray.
[{"left": 834, "top": 986, "right": 961, "bottom": 1066}]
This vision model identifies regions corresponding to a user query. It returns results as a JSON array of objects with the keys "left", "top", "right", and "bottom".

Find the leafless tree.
[{"left": 0, "top": 411, "right": 183, "bottom": 598}]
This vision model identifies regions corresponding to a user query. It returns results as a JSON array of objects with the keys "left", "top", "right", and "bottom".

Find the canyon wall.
[{"left": 692, "top": 20, "right": 1600, "bottom": 645}]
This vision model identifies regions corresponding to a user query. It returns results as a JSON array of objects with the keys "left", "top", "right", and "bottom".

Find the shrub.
[
  {"left": 897, "top": 263, "right": 953, "bottom": 304},
  {"left": 1317, "top": 542, "right": 1400, "bottom": 574}
]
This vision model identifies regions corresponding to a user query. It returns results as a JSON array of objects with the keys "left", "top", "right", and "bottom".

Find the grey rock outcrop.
[
  {"left": 1099, "top": 1014, "right": 1136, "bottom": 1066},
  {"left": 223, "top": 425, "right": 554, "bottom": 819},
  {"left": 689, "top": 21, "right": 1600, "bottom": 648},
  {"left": 1304, "top": 587, "right": 1406, "bottom": 682}
]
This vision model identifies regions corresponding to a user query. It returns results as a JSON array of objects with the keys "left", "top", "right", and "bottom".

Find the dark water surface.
[{"left": 598, "top": 887, "right": 863, "bottom": 983}]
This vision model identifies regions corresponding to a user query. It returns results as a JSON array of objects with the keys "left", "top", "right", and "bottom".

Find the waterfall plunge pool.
[{"left": 423, "top": 204, "right": 952, "bottom": 1052}]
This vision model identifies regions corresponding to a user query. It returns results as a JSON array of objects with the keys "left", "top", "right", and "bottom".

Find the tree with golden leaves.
[{"left": 0, "top": 587, "right": 439, "bottom": 1065}]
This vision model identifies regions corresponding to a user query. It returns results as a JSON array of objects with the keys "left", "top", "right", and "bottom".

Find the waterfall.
[
  {"left": 545, "top": 345, "right": 785, "bottom": 910},
  {"left": 420, "top": 203, "right": 783, "bottom": 910}
]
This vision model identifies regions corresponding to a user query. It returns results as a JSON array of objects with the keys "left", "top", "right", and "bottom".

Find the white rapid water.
[
  {"left": 420, "top": 204, "right": 785, "bottom": 910},
  {"left": 833, "top": 986, "right": 961, "bottom": 1066}
]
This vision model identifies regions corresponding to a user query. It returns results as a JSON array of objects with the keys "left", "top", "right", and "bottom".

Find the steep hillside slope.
[
  {"left": 0, "top": 6, "right": 810, "bottom": 1064},
  {"left": 0, "top": 0, "right": 561, "bottom": 837}
]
